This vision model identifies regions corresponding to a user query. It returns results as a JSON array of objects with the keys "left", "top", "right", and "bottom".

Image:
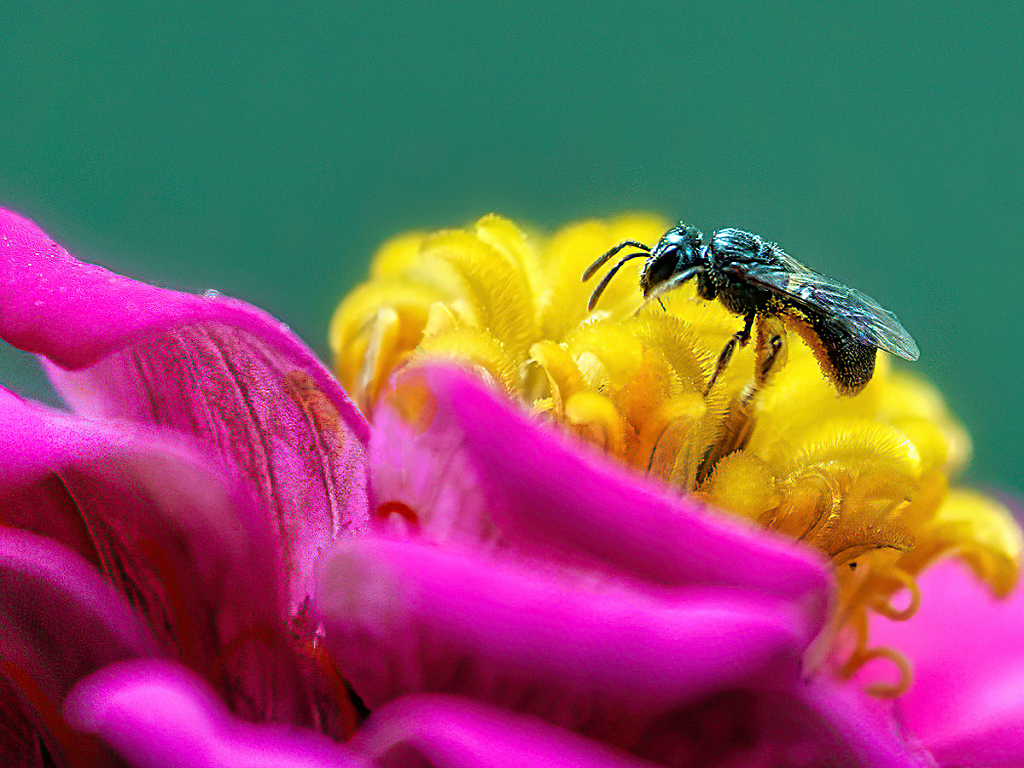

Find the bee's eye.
[{"left": 641, "top": 254, "right": 679, "bottom": 291}]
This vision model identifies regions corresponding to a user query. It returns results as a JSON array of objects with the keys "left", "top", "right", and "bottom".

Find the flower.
[
  {"left": 330, "top": 213, "right": 1022, "bottom": 695},
  {"left": 0, "top": 206, "right": 1021, "bottom": 767}
]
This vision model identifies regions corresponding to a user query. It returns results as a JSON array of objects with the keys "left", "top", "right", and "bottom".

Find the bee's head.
[{"left": 640, "top": 224, "right": 705, "bottom": 297}]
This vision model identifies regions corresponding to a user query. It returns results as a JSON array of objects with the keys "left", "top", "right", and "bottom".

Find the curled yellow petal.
[
  {"left": 408, "top": 325, "right": 520, "bottom": 396},
  {"left": 904, "top": 489, "right": 1023, "bottom": 598},
  {"left": 634, "top": 391, "right": 712, "bottom": 490},
  {"left": 563, "top": 322, "right": 646, "bottom": 391},
  {"left": 528, "top": 340, "right": 585, "bottom": 416},
  {"left": 420, "top": 228, "right": 539, "bottom": 363},
  {"left": 329, "top": 280, "right": 441, "bottom": 394},
  {"left": 632, "top": 312, "right": 712, "bottom": 395},
  {"left": 776, "top": 421, "right": 922, "bottom": 480},
  {"left": 704, "top": 451, "right": 781, "bottom": 523},
  {"left": 370, "top": 231, "right": 428, "bottom": 279},
  {"left": 564, "top": 390, "right": 629, "bottom": 458}
]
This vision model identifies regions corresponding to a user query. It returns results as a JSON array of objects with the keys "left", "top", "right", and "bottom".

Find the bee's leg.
[
  {"left": 697, "top": 318, "right": 785, "bottom": 483},
  {"left": 749, "top": 314, "right": 789, "bottom": 394},
  {"left": 704, "top": 311, "right": 755, "bottom": 396},
  {"left": 757, "top": 334, "right": 784, "bottom": 384}
]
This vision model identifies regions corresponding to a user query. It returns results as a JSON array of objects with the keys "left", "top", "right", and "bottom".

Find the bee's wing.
[{"left": 737, "top": 255, "right": 920, "bottom": 361}]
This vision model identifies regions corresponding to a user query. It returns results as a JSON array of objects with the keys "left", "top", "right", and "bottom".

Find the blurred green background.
[{"left": 2, "top": 2, "right": 1021, "bottom": 495}]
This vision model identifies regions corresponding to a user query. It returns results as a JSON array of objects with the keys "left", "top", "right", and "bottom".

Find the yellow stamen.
[{"left": 843, "top": 645, "right": 914, "bottom": 699}]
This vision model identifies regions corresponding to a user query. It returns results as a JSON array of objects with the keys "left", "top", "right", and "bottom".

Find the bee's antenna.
[
  {"left": 586, "top": 252, "right": 650, "bottom": 311},
  {"left": 582, "top": 240, "right": 651, "bottom": 282}
]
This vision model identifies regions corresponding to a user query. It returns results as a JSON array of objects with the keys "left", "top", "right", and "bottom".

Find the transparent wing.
[{"left": 734, "top": 254, "right": 920, "bottom": 361}]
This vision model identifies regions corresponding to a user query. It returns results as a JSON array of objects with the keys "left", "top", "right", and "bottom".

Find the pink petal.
[
  {"left": 0, "top": 206, "right": 370, "bottom": 609},
  {"left": 795, "top": 676, "right": 933, "bottom": 768},
  {"left": 64, "top": 659, "right": 370, "bottom": 768},
  {"left": 353, "top": 695, "right": 663, "bottom": 768},
  {"left": 0, "top": 527, "right": 158, "bottom": 690},
  {"left": 0, "top": 388, "right": 340, "bottom": 733},
  {"left": 371, "top": 365, "right": 830, "bottom": 605},
  {"left": 0, "top": 387, "right": 124, "bottom": 563},
  {"left": 359, "top": 689, "right": 932, "bottom": 768},
  {"left": 866, "top": 559, "right": 1024, "bottom": 765},
  {"left": 318, "top": 536, "right": 816, "bottom": 750},
  {"left": 0, "top": 528, "right": 158, "bottom": 766}
]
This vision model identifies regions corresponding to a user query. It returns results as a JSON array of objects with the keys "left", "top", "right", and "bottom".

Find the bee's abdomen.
[{"left": 787, "top": 308, "right": 877, "bottom": 395}]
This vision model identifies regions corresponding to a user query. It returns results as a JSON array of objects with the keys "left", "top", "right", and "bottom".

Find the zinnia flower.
[{"left": 0, "top": 207, "right": 1021, "bottom": 767}]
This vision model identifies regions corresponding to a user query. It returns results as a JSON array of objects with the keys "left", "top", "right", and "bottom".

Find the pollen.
[{"left": 330, "top": 214, "right": 1022, "bottom": 693}]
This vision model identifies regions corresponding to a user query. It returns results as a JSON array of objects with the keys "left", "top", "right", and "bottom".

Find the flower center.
[{"left": 330, "top": 213, "right": 1022, "bottom": 694}]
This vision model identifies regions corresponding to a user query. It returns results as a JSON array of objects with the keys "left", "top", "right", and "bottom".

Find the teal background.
[{"left": 2, "top": 2, "right": 1021, "bottom": 495}]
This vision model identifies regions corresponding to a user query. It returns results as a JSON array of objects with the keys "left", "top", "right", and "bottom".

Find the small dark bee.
[{"left": 582, "top": 224, "right": 919, "bottom": 395}]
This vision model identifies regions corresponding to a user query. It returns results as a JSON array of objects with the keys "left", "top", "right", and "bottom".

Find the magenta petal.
[
  {"left": 357, "top": 690, "right": 932, "bottom": 768},
  {"left": 318, "top": 536, "right": 816, "bottom": 747},
  {"left": 0, "top": 206, "right": 369, "bottom": 608},
  {"left": 0, "top": 387, "right": 283, "bottom": 643},
  {"left": 354, "top": 695, "right": 662, "bottom": 768},
  {"left": 64, "top": 659, "right": 370, "bottom": 768},
  {"left": 0, "top": 528, "right": 158, "bottom": 766},
  {"left": 371, "top": 365, "right": 830, "bottom": 605},
  {"left": 0, "top": 386, "right": 124, "bottom": 561},
  {"left": 0, "top": 528, "right": 158, "bottom": 694},
  {"left": 794, "top": 676, "right": 933, "bottom": 768},
  {"left": 866, "top": 560, "right": 1024, "bottom": 765},
  {"left": 0, "top": 388, "right": 342, "bottom": 732}
]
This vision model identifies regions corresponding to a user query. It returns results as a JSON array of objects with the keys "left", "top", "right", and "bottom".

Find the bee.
[{"left": 582, "top": 224, "right": 919, "bottom": 395}]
